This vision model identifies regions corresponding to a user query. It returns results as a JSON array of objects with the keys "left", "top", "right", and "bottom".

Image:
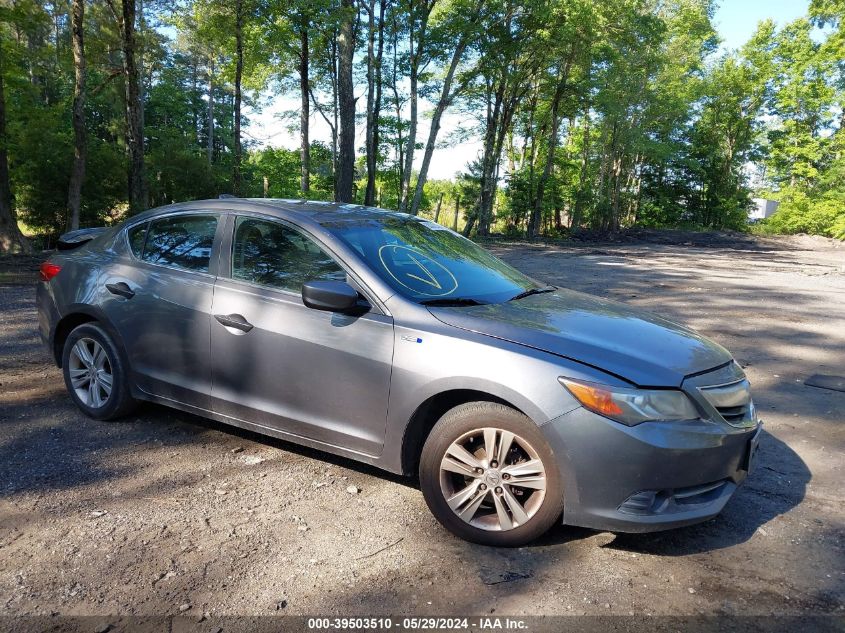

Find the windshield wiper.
[
  {"left": 419, "top": 297, "right": 486, "bottom": 307},
  {"left": 508, "top": 285, "right": 557, "bottom": 302}
]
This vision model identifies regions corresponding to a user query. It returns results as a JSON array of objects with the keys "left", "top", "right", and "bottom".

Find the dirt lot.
[{"left": 1, "top": 232, "right": 844, "bottom": 627}]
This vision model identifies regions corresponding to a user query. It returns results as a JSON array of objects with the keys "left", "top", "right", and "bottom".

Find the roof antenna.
[{"left": 219, "top": 193, "right": 237, "bottom": 199}]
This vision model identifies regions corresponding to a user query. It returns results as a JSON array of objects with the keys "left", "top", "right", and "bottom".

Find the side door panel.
[
  {"left": 98, "top": 212, "right": 224, "bottom": 407},
  {"left": 210, "top": 283, "right": 393, "bottom": 454},
  {"left": 209, "top": 216, "right": 394, "bottom": 456}
]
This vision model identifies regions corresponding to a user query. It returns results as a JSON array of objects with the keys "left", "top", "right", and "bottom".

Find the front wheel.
[
  {"left": 61, "top": 323, "right": 137, "bottom": 421},
  {"left": 419, "top": 402, "right": 564, "bottom": 546}
]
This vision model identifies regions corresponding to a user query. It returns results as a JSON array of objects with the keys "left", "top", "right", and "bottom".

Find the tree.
[
  {"left": 298, "top": 11, "right": 310, "bottom": 194},
  {"left": 233, "top": 0, "right": 244, "bottom": 195},
  {"left": 397, "top": 0, "right": 436, "bottom": 213},
  {"left": 0, "top": 31, "right": 31, "bottom": 253},
  {"left": 363, "top": 0, "right": 385, "bottom": 206},
  {"left": 408, "top": 0, "right": 485, "bottom": 216},
  {"left": 0, "top": 0, "right": 842, "bottom": 243},
  {"left": 66, "top": 0, "right": 87, "bottom": 231},
  {"left": 105, "top": 0, "right": 147, "bottom": 214},
  {"left": 336, "top": 0, "right": 356, "bottom": 202}
]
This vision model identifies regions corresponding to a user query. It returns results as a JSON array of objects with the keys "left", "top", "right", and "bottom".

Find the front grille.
[
  {"left": 698, "top": 379, "right": 755, "bottom": 426},
  {"left": 715, "top": 405, "right": 747, "bottom": 423}
]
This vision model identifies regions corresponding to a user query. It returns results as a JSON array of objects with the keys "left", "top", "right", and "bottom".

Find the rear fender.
[{"left": 52, "top": 304, "right": 131, "bottom": 376}]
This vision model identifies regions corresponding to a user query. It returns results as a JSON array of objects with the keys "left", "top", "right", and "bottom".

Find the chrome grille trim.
[{"left": 698, "top": 379, "right": 755, "bottom": 427}]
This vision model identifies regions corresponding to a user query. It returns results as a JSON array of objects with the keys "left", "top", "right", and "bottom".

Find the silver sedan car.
[{"left": 36, "top": 199, "right": 762, "bottom": 546}]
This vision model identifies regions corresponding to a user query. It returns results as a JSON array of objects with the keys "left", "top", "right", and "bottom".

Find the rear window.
[{"left": 141, "top": 215, "right": 218, "bottom": 273}]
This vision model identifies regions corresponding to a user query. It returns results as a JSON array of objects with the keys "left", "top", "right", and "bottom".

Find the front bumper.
[{"left": 542, "top": 406, "right": 761, "bottom": 533}]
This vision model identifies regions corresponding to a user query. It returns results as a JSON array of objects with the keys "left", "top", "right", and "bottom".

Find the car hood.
[{"left": 428, "top": 289, "right": 732, "bottom": 387}]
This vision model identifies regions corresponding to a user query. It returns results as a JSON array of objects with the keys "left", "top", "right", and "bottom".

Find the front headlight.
[{"left": 559, "top": 377, "right": 700, "bottom": 426}]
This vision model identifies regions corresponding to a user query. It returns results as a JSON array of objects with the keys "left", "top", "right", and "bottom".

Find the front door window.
[{"left": 231, "top": 217, "right": 346, "bottom": 292}]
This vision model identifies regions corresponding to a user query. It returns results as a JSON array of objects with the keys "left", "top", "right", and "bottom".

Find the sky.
[
  {"left": 714, "top": 0, "right": 810, "bottom": 52},
  {"left": 244, "top": 0, "right": 812, "bottom": 182}
]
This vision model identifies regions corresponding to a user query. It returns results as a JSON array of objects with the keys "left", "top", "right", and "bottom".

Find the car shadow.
[
  {"left": 150, "top": 406, "right": 809, "bottom": 557},
  {"left": 144, "top": 403, "right": 416, "bottom": 489}
]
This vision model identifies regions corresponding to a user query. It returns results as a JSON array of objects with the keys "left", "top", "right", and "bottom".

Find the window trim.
[
  {"left": 126, "top": 220, "right": 150, "bottom": 260},
  {"left": 123, "top": 210, "right": 223, "bottom": 278}
]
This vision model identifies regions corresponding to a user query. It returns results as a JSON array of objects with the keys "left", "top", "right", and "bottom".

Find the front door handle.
[
  {"left": 106, "top": 282, "right": 135, "bottom": 299},
  {"left": 214, "top": 313, "right": 254, "bottom": 333}
]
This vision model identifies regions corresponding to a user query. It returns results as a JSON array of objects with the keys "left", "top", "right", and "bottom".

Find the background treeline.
[{"left": 0, "top": 0, "right": 843, "bottom": 253}]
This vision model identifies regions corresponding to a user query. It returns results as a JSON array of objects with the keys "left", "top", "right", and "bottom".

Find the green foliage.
[
  {"left": 244, "top": 142, "right": 334, "bottom": 199},
  {"left": 764, "top": 190, "right": 845, "bottom": 237},
  {"left": 0, "top": 0, "right": 842, "bottom": 242}
]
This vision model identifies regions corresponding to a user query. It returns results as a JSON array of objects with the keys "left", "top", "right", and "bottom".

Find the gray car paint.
[
  {"left": 96, "top": 210, "right": 226, "bottom": 407},
  {"left": 208, "top": 213, "right": 394, "bottom": 456},
  {"left": 37, "top": 198, "right": 760, "bottom": 533},
  {"left": 427, "top": 290, "right": 733, "bottom": 387}
]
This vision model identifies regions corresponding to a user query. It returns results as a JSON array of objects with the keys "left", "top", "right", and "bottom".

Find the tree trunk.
[
  {"left": 391, "top": 74, "right": 403, "bottom": 200},
  {"left": 370, "top": 5, "right": 384, "bottom": 205},
  {"left": 190, "top": 54, "right": 198, "bottom": 142},
  {"left": 233, "top": 0, "right": 243, "bottom": 196},
  {"left": 364, "top": 0, "right": 385, "bottom": 206},
  {"left": 476, "top": 77, "right": 504, "bottom": 236},
  {"left": 299, "top": 21, "right": 310, "bottom": 194},
  {"left": 66, "top": 0, "right": 86, "bottom": 232},
  {"left": 409, "top": 34, "right": 470, "bottom": 216},
  {"left": 528, "top": 62, "right": 570, "bottom": 240},
  {"left": 0, "top": 41, "right": 31, "bottom": 254},
  {"left": 571, "top": 109, "right": 590, "bottom": 229},
  {"left": 117, "top": 0, "right": 146, "bottom": 214},
  {"left": 433, "top": 191, "right": 443, "bottom": 222},
  {"left": 398, "top": 34, "right": 418, "bottom": 210},
  {"left": 364, "top": 0, "right": 376, "bottom": 204},
  {"left": 336, "top": 0, "right": 355, "bottom": 202},
  {"left": 207, "top": 56, "right": 214, "bottom": 165},
  {"left": 138, "top": 0, "right": 145, "bottom": 140},
  {"left": 398, "top": 0, "right": 433, "bottom": 213},
  {"left": 331, "top": 30, "right": 339, "bottom": 197}
]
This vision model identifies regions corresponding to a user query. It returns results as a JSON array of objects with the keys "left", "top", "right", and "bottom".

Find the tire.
[
  {"left": 61, "top": 322, "right": 137, "bottom": 421},
  {"left": 419, "top": 401, "right": 564, "bottom": 546}
]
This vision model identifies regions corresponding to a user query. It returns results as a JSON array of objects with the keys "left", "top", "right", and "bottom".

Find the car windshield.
[{"left": 322, "top": 215, "right": 539, "bottom": 304}]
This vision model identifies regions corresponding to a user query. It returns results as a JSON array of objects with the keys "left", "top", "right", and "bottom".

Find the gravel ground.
[{"left": 0, "top": 233, "right": 843, "bottom": 626}]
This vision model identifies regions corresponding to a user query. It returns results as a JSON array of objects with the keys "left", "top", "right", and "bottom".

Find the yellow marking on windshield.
[
  {"left": 377, "top": 244, "right": 458, "bottom": 296},
  {"left": 406, "top": 252, "right": 443, "bottom": 290}
]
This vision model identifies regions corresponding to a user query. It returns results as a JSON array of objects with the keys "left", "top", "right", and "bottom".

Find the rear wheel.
[
  {"left": 419, "top": 402, "right": 564, "bottom": 546},
  {"left": 62, "top": 323, "right": 136, "bottom": 421}
]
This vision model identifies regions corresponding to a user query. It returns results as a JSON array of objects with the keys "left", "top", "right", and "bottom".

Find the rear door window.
[{"left": 142, "top": 215, "right": 218, "bottom": 273}]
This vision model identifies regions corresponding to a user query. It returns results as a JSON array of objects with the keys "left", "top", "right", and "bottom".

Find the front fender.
[{"left": 380, "top": 324, "right": 619, "bottom": 474}]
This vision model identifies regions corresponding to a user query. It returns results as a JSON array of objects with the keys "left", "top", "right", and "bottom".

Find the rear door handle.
[
  {"left": 214, "top": 313, "right": 254, "bottom": 333},
  {"left": 106, "top": 282, "right": 135, "bottom": 299}
]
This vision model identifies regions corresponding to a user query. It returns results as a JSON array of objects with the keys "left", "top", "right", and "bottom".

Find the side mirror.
[{"left": 302, "top": 280, "right": 361, "bottom": 313}]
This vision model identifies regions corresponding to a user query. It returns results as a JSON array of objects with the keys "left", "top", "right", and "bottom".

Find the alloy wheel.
[
  {"left": 68, "top": 337, "right": 113, "bottom": 409},
  {"left": 439, "top": 427, "right": 547, "bottom": 531}
]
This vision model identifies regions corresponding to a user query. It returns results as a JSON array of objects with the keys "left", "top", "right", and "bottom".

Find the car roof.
[{"left": 133, "top": 198, "right": 419, "bottom": 228}]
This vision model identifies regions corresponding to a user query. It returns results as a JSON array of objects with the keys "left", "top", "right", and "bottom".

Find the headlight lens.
[{"left": 559, "top": 377, "right": 700, "bottom": 426}]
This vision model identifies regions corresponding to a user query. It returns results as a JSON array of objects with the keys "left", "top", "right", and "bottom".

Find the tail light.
[{"left": 39, "top": 262, "right": 62, "bottom": 282}]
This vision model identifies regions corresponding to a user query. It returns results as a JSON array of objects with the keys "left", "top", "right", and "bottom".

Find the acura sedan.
[{"left": 36, "top": 199, "right": 762, "bottom": 546}]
